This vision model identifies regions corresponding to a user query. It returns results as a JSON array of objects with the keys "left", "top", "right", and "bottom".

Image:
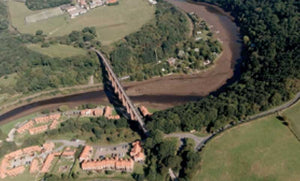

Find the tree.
[{"left": 36, "top": 30, "right": 43, "bottom": 36}]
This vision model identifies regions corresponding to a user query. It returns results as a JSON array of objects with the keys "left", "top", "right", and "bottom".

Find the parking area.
[{"left": 93, "top": 143, "right": 129, "bottom": 159}]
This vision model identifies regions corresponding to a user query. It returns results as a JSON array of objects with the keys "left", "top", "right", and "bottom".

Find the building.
[
  {"left": 69, "top": 8, "right": 87, "bottom": 19},
  {"left": 5, "top": 166, "right": 25, "bottom": 177},
  {"left": 41, "top": 154, "right": 55, "bottom": 173},
  {"left": 79, "top": 145, "right": 93, "bottom": 162},
  {"left": 43, "top": 142, "right": 55, "bottom": 152},
  {"left": 4, "top": 149, "right": 23, "bottom": 159},
  {"left": 49, "top": 120, "right": 58, "bottom": 130},
  {"left": 30, "top": 159, "right": 39, "bottom": 173},
  {"left": 61, "top": 147, "right": 76, "bottom": 158},
  {"left": 139, "top": 105, "right": 152, "bottom": 117},
  {"left": 81, "top": 157, "right": 134, "bottom": 172},
  {"left": 22, "top": 145, "right": 42, "bottom": 155},
  {"left": 106, "top": 0, "right": 118, "bottom": 5},
  {"left": 35, "top": 113, "right": 60, "bottom": 124},
  {"left": 16, "top": 120, "right": 34, "bottom": 134},
  {"left": 130, "top": 141, "right": 145, "bottom": 162},
  {"left": 90, "top": 0, "right": 104, "bottom": 8},
  {"left": 104, "top": 106, "right": 112, "bottom": 118},
  {"left": 148, "top": 0, "right": 157, "bottom": 5},
  {"left": 93, "top": 108, "right": 104, "bottom": 116},
  {"left": 29, "top": 125, "right": 48, "bottom": 135},
  {"left": 65, "top": 6, "right": 77, "bottom": 13},
  {"left": 108, "top": 115, "right": 120, "bottom": 120}
]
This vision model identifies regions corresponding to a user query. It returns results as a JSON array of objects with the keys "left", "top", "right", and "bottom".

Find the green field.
[
  {"left": 195, "top": 115, "right": 300, "bottom": 181},
  {"left": 8, "top": 0, "right": 155, "bottom": 45},
  {"left": 26, "top": 44, "right": 87, "bottom": 58},
  {"left": 283, "top": 101, "right": 300, "bottom": 139},
  {"left": 0, "top": 113, "right": 37, "bottom": 135}
]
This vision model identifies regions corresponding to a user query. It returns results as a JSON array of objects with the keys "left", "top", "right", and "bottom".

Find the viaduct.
[{"left": 93, "top": 49, "right": 148, "bottom": 134}]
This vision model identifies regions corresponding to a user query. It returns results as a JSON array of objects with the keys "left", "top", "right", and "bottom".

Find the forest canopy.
[
  {"left": 146, "top": 0, "right": 300, "bottom": 133},
  {"left": 25, "top": 0, "right": 71, "bottom": 10}
]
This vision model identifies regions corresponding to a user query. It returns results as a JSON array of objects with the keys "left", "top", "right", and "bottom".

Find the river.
[{"left": 0, "top": 0, "right": 241, "bottom": 125}]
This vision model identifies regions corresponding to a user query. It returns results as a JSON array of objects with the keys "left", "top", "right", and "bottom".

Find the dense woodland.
[
  {"left": 147, "top": 0, "right": 300, "bottom": 134},
  {"left": 25, "top": 0, "right": 71, "bottom": 10},
  {"left": 0, "top": 1, "right": 101, "bottom": 95},
  {"left": 110, "top": 1, "right": 221, "bottom": 80}
]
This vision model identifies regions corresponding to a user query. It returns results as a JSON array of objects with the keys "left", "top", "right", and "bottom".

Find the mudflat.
[{"left": 123, "top": 0, "right": 241, "bottom": 109}]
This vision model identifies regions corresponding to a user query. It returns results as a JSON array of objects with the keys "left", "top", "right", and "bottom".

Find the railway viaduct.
[{"left": 93, "top": 49, "right": 148, "bottom": 134}]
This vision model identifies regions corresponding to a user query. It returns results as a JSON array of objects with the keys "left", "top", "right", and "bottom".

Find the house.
[
  {"left": 139, "top": 106, "right": 151, "bottom": 117},
  {"left": 93, "top": 108, "right": 103, "bottom": 116},
  {"left": 104, "top": 106, "right": 112, "bottom": 118},
  {"left": 167, "top": 57, "right": 177, "bottom": 66},
  {"left": 16, "top": 120, "right": 34, "bottom": 134},
  {"left": 148, "top": 0, "right": 157, "bottom": 5},
  {"left": 41, "top": 154, "right": 55, "bottom": 173},
  {"left": 43, "top": 142, "right": 55, "bottom": 152},
  {"left": 79, "top": 145, "right": 93, "bottom": 162},
  {"left": 65, "top": 6, "right": 77, "bottom": 13},
  {"left": 5, "top": 166, "right": 25, "bottom": 177},
  {"left": 49, "top": 120, "right": 58, "bottom": 130},
  {"left": 35, "top": 113, "right": 60, "bottom": 124},
  {"left": 106, "top": 0, "right": 118, "bottom": 5},
  {"left": 29, "top": 125, "right": 48, "bottom": 135},
  {"left": 80, "top": 109, "right": 93, "bottom": 116},
  {"left": 30, "top": 159, "right": 39, "bottom": 173},
  {"left": 69, "top": 8, "right": 87, "bottom": 19},
  {"left": 115, "top": 158, "right": 134, "bottom": 171},
  {"left": 4, "top": 149, "right": 23, "bottom": 159},
  {"left": 130, "top": 141, "right": 145, "bottom": 162},
  {"left": 81, "top": 157, "right": 134, "bottom": 172},
  {"left": 90, "top": 0, "right": 104, "bottom": 8},
  {"left": 61, "top": 147, "right": 76, "bottom": 158},
  {"left": 108, "top": 115, "right": 120, "bottom": 120},
  {"left": 22, "top": 145, "right": 42, "bottom": 155}
]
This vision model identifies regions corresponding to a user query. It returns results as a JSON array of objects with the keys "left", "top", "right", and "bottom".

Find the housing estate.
[
  {"left": 130, "top": 141, "right": 145, "bottom": 162},
  {"left": 81, "top": 157, "right": 134, "bottom": 172}
]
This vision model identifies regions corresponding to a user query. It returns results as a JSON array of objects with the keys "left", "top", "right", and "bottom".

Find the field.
[
  {"left": 8, "top": 0, "right": 155, "bottom": 45},
  {"left": 0, "top": 113, "right": 37, "bottom": 135},
  {"left": 194, "top": 115, "right": 300, "bottom": 181},
  {"left": 26, "top": 44, "right": 87, "bottom": 58},
  {"left": 283, "top": 101, "right": 300, "bottom": 139}
]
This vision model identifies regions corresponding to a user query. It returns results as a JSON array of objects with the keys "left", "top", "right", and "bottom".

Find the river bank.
[{"left": 0, "top": 0, "right": 241, "bottom": 125}]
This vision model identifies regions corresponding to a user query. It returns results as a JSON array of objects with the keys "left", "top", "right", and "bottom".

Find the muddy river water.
[{"left": 0, "top": 0, "right": 241, "bottom": 125}]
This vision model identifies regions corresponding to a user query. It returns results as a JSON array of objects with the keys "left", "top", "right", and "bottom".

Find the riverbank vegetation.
[
  {"left": 195, "top": 115, "right": 300, "bottom": 181},
  {"left": 146, "top": 0, "right": 299, "bottom": 134},
  {"left": 110, "top": 1, "right": 222, "bottom": 80}
]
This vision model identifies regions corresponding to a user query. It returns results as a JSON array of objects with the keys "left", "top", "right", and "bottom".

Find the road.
[
  {"left": 93, "top": 49, "right": 148, "bottom": 134},
  {"left": 165, "top": 133, "right": 210, "bottom": 151},
  {"left": 48, "top": 139, "right": 86, "bottom": 147},
  {"left": 198, "top": 92, "right": 300, "bottom": 150}
]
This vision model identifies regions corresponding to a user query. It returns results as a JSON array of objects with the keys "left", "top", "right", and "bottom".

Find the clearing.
[
  {"left": 8, "top": 0, "right": 155, "bottom": 45},
  {"left": 26, "top": 44, "right": 87, "bottom": 58},
  {"left": 194, "top": 114, "right": 300, "bottom": 181},
  {"left": 283, "top": 101, "right": 300, "bottom": 139}
]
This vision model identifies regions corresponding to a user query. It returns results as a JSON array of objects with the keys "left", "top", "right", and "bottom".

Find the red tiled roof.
[
  {"left": 17, "top": 120, "right": 34, "bottom": 134},
  {"left": 41, "top": 154, "right": 55, "bottom": 173},
  {"left": 30, "top": 159, "right": 39, "bottom": 173},
  {"left": 79, "top": 145, "right": 93, "bottom": 162}
]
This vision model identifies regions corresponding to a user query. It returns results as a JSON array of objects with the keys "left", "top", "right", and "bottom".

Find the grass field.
[
  {"left": 195, "top": 115, "right": 300, "bottom": 181},
  {"left": 0, "top": 113, "right": 37, "bottom": 135},
  {"left": 283, "top": 101, "right": 300, "bottom": 139},
  {"left": 26, "top": 44, "right": 87, "bottom": 58},
  {"left": 8, "top": 0, "right": 155, "bottom": 45}
]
